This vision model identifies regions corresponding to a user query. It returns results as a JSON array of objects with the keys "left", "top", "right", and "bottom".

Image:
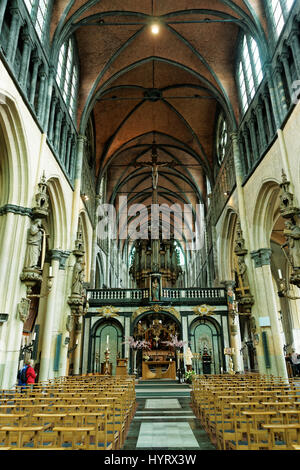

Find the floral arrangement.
[
  {"left": 124, "top": 336, "right": 151, "bottom": 350},
  {"left": 162, "top": 334, "right": 187, "bottom": 349},
  {"left": 185, "top": 370, "right": 196, "bottom": 384}
]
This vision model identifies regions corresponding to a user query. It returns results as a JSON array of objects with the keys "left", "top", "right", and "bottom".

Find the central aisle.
[{"left": 123, "top": 380, "right": 216, "bottom": 450}]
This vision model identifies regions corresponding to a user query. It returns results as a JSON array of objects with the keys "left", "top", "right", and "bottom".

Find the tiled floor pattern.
[{"left": 123, "top": 383, "right": 216, "bottom": 450}]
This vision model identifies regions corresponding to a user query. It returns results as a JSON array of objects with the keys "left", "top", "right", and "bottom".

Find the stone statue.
[
  {"left": 17, "top": 298, "right": 31, "bottom": 322},
  {"left": 284, "top": 220, "right": 300, "bottom": 268},
  {"left": 71, "top": 256, "right": 85, "bottom": 296},
  {"left": 24, "top": 219, "right": 43, "bottom": 269},
  {"left": 151, "top": 277, "right": 160, "bottom": 301}
]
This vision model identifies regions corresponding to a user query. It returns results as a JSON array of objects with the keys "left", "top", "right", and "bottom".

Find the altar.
[
  {"left": 142, "top": 360, "right": 176, "bottom": 380},
  {"left": 141, "top": 350, "right": 176, "bottom": 380}
]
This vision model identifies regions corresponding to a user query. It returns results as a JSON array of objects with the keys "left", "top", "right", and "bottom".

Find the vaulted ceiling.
[{"left": 49, "top": 1, "right": 270, "bottom": 250}]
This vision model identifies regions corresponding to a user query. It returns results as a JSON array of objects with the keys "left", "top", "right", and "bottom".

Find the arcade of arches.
[{"left": 0, "top": 0, "right": 300, "bottom": 451}]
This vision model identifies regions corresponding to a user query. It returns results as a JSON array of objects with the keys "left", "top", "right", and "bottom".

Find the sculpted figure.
[
  {"left": 24, "top": 219, "right": 43, "bottom": 269},
  {"left": 284, "top": 220, "right": 300, "bottom": 268}
]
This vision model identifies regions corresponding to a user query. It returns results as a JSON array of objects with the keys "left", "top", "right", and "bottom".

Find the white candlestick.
[
  {"left": 278, "top": 269, "right": 282, "bottom": 280},
  {"left": 49, "top": 266, "right": 53, "bottom": 277},
  {"left": 106, "top": 335, "right": 109, "bottom": 347}
]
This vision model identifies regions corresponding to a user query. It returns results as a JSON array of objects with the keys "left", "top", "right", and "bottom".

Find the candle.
[
  {"left": 106, "top": 335, "right": 109, "bottom": 347},
  {"left": 49, "top": 266, "right": 53, "bottom": 277},
  {"left": 278, "top": 269, "right": 282, "bottom": 280}
]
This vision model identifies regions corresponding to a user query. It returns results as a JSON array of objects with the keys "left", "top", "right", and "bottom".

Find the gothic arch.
[
  {"left": 0, "top": 93, "right": 30, "bottom": 207},
  {"left": 252, "top": 179, "right": 281, "bottom": 250},
  {"left": 218, "top": 207, "right": 239, "bottom": 281},
  {"left": 46, "top": 177, "right": 68, "bottom": 250}
]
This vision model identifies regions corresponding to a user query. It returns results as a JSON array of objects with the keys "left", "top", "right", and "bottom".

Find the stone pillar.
[
  {"left": 241, "top": 128, "right": 252, "bottom": 172},
  {"left": 0, "top": 0, "right": 8, "bottom": 35},
  {"left": 29, "top": 55, "right": 41, "bottom": 107},
  {"left": 223, "top": 281, "right": 244, "bottom": 372},
  {"left": 124, "top": 316, "right": 130, "bottom": 372},
  {"left": 53, "top": 106, "right": 63, "bottom": 151},
  {"left": 47, "top": 96, "right": 58, "bottom": 143},
  {"left": 90, "top": 195, "right": 101, "bottom": 288},
  {"left": 18, "top": 31, "right": 33, "bottom": 90},
  {"left": 73, "top": 320, "right": 82, "bottom": 375},
  {"left": 250, "top": 249, "right": 288, "bottom": 379},
  {"left": 256, "top": 103, "right": 267, "bottom": 150},
  {"left": 264, "top": 64, "right": 281, "bottom": 130},
  {"left": 37, "top": 68, "right": 47, "bottom": 123},
  {"left": 70, "top": 136, "right": 85, "bottom": 249},
  {"left": 288, "top": 28, "right": 300, "bottom": 79},
  {"left": 274, "top": 65, "right": 288, "bottom": 119},
  {"left": 262, "top": 90, "right": 275, "bottom": 139},
  {"left": 6, "top": 5, "right": 22, "bottom": 64},
  {"left": 39, "top": 252, "right": 60, "bottom": 383},
  {"left": 181, "top": 315, "right": 189, "bottom": 369},
  {"left": 248, "top": 117, "right": 259, "bottom": 161},
  {"left": 43, "top": 67, "right": 55, "bottom": 131}
]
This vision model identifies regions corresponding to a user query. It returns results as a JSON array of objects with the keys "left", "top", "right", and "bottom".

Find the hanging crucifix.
[{"left": 135, "top": 141, "right": 177, "bottom": 192}]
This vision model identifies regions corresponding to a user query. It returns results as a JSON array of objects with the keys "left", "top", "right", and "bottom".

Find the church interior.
[{"left": 0, "top": 0, "right": 300, "bottom": 452}]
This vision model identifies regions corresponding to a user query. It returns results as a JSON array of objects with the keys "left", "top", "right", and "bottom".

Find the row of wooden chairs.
[
  {"left": 191, "top": 374, "right": 300, "bottom": 450},
  {"left": 0, "top": 374, "right": 136, "bottom": 450}
]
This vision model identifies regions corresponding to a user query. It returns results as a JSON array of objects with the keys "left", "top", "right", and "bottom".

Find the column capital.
[
  {"left": 47, "top": 249, "right": 71, "bottom": 269},
  {"left": 250, "top": 248, "right": 272, "bottom": 268},
  {"left": 221, "top": 280, "right": 236, "bottom": 290}
]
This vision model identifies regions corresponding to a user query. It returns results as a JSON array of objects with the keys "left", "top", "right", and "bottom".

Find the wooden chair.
[{"left": 262, "top": 424, "right": 300, "bottom": 450}]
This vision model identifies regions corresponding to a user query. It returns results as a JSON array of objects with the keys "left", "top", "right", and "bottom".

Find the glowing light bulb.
[{"left": 151, "top": 23, "right": 159, "bottom": 35}]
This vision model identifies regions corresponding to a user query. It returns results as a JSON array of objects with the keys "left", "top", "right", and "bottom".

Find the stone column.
[
  {"left": 262, "top": 90, "right": 275, "bottom": 139},
  {"left": 29, "top": 55, "right": 41, "bottom": 107},
  {"left": 288, "top": 28, "right": 300, "bottom": 79},
  {"left": 70, "top": 135, "right": 85, "bottom": 249},
  {"left": 73, "top": 320, "right": 82, "bottom": 375},
  {"left": 37, "top": 68, "right": 47, "bottom": 123},
  {"left": 90, "top": 195, "right": 101, "bottom": 288},
  {"left": 0, "top": 0, "right": 8, "bottom": 35},
  {"left": 39, "top": 252, "right": 60, "bottom": 383},
  {"left": 248, "top": 117, "right": 259, "bottom": 161},
  {"left": 43, "top": 67, "right": 55, "bottom": 132},
  {"left": 18, "top": 31, "right": 33, "bottom": 90},
  {"left": 223, "top": 281, "right": 244, "bottom": 372},
  {"left": 241, "top": 128, "right": 252, "bottom": 172},
  {"left": 181, "top": 315, "right": 189, "bottom": 369},
  {"left": 124, "top": 316, "right": 130, "bottom": 372},
  {"left": 274, "top": 65, "right": 289, "bottom": 119},
  {"left": 256, "top": 103, "right": 267, "bottom": 150},
  {"left": 6, "top": 5, "right": 22, "bottom": 64},
  {"left": 250, "top": 249, "right": 288, "bottom": 379},
  {"left": 264, "top": 64, "right": 281, "bottom": 130}
]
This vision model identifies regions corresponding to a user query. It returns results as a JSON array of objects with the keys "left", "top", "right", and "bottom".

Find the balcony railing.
[{"left": 87, "top": 287, "right": 226, "bottom": 306}]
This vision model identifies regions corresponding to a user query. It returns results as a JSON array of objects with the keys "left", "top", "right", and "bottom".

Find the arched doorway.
[
  {"left": 190, "top": 317, "right": 224, "bottom": 374},
  {"left": 132, "top": 310, "right": 182, "bottom": 378},
  {"left": 89, "top": 319, "right": 124, "bottom": 375}
]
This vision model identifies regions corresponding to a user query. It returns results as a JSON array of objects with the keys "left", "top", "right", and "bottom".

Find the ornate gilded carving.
[
  {"left": 192, "top": 305, "right": 216, "bottom": 316},
  {"left": 133, "top": 305, "right": 180, "bottom": 322},
  {"left": 96, "top": 306, "right": 120, "bottom": 318}
]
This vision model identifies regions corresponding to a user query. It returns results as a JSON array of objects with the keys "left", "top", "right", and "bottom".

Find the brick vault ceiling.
[{"left": 49, "top": 0, "right": 269, "bottom": 224}]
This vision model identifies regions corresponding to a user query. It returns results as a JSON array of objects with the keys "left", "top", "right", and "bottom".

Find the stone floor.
[{"left": 123, "top": 380, "right": 216, "bottom": 451}]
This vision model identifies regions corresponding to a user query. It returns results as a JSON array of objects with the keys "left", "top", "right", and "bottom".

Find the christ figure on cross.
[{"left": 135, "top": 143, "right": 176, "bottom": 190}]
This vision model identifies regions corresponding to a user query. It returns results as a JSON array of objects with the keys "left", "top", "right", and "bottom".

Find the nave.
[{"left": 1, "top": 372, "right": 300, "bottom": 451}]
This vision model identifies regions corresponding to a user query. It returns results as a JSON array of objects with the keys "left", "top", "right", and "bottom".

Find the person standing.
[
  {"left": 291, "top": 349, "right": 300, "bottom": 376},
  {"left": 25, "top": 359, "right": 37, "bottom": 388}
]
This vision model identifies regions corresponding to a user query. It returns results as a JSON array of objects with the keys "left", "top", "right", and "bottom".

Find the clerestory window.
[{"left": 237, "top": 35, "right": 263, "bottom": 114}]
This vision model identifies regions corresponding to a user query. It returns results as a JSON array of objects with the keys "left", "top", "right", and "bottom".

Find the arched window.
[
  {"left": 216, "top": 112, "right": 229, "bottom": 165},
  {"left": 24, "top": 0, "right": 48, "bottom": 40},
  {"left": 56, "top": 37, "right": 79, "bottom": 119},
  {"left": 267, "top": 0, "right": 295, "bottom": 37},
  {"left": 238, "top": 35, "right": 263, "bottom": 113}
]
